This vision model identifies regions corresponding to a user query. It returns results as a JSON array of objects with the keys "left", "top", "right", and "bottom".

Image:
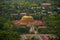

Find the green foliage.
[
  {"left": 38, "top": 28, "right": 57, "bottom": 34},
  {"left": 42, "top": 14, "right": 60, "bottom": 39},
  {"left": 0, "top": 30, "right": 20, "bottom": 40},
  {"left": 15, "top": 27, "right": 30, "bottom": 34},
  {"left": 0, "top": 0, "right": 60, "bottom": 40},
  {"left": 3, "top": 21, "right": 15, "bottom": 30},
  {"left": 0, "top": 17, "right": 20, "bottom": 40},
  {"left": 0, "top": 17, "right": 7, "bottom": 30},
  {"left": 47, "top": 14, "right": 60, "bottom": 28}
]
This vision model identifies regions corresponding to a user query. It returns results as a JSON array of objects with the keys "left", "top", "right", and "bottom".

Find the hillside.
[{"left": 5, "top": 0, "right": 48, "bottom": 4}]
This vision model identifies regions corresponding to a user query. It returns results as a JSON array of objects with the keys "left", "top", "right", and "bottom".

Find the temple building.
[
  {"left": 21, "top": 15, "right": 34, "bottom": 22},
  {"left": 13, "top": 14, "right": 46, "bottom": 28}
]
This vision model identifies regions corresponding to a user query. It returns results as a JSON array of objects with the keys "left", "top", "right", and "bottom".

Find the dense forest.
[{"left": 0, "top": 0, "right": 60, "bottom": 40}]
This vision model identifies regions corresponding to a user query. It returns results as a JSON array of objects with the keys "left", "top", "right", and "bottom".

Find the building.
[
  {"left": 41, "top": 2, "right": 52, "bottom": 15},
  {"left": 41, "top": 3, "right": 51, "bottom": 7},
  {"left": 20, "top": 34, "right": 58, "bottom": 40},
  {"left": 21, "top": 16, "right": 34, "bottom": 22},
  {"left": 13, "top": 15, "right": 46, "bottom": 28}
]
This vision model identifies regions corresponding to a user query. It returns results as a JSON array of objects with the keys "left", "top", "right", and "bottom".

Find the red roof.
[{"left": 12, "top": 20, "right": 45, "bottom": 26}]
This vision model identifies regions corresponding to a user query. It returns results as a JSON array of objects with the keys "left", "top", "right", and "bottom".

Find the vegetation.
[
  {"left": 0, "top": 0, "right": 60, "bottom": 40},
  {"left": 38, "top": 14, "right": 60, "bottom": 40},
  {"left": 0, "top": 30, "right": 20, "bottom": 40},
  {"left": 0, "top": 17, "right": 20, "bottom": 40}
]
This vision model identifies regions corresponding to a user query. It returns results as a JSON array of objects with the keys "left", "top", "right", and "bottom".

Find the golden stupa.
[{"left": 21, "top": 16, "right": 34, "bottom": 22}]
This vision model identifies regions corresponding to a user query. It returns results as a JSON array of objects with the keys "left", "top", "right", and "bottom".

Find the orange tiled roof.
[{"left": 12, "top": 20, "right": 44, "bottom": 26}]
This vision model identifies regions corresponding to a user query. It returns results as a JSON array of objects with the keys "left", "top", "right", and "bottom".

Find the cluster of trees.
[
  {"left": 0, "top": 0, "right": 41, "bottom": 20},
  {"left": 0, "top": 31, "right": 20, "bottom": 40},
  {"left": 1, "top": 0, "right": 60, "bottom": 20},
  {"left": 51, "top": 0, "right": 60, "bottom": 7},
  {"left": 0, "top": 17, "right": 30, "bottom": 40},
  {"left": 0, "top": 17, "right": 20, "bottom": 40},
  {"left": 48, "top": 14, "right": 60, "bottom": 40},
  {"left": 0, "top": 0, "right": 60, "bottom": 40},
  {"left": 38, "top": 14, "right": 60, "bottom": 40}
]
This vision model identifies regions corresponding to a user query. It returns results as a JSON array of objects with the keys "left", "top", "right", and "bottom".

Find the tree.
[
  {"left": 46, "top": 14, "right": 60, "bottom": 40},
  {"left": 0, "top": 17, "right": 7, "bottom": 30},
  {"left": 3, "top": 21, "right": 15, "bottom": 30},
  {"left": 51, "top": 0, "right": 60, "bottom": 7},
  {"left": 0, "top": 30, "right": 20, "bottom": 40},
  {"left": 47, "top": 14, "right": 60, "bottom": 28}
]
